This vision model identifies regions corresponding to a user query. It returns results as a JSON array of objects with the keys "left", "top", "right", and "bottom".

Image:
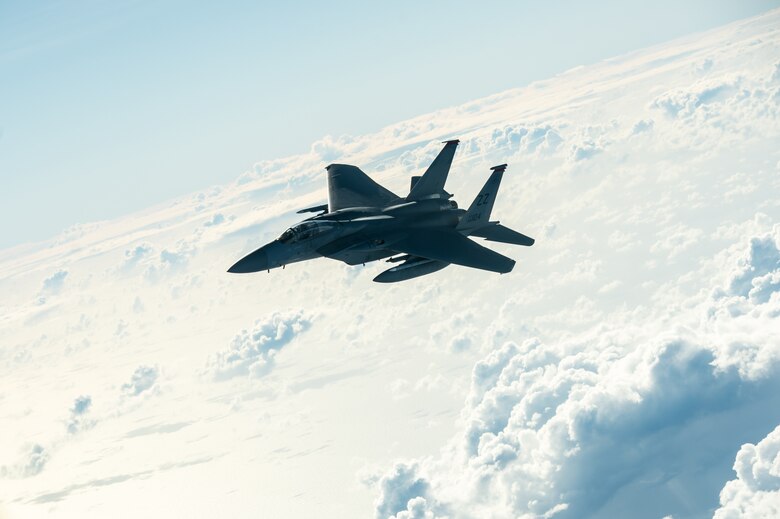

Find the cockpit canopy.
[{"left": 277, "top": 221, "right": 336, "bottom": 243}]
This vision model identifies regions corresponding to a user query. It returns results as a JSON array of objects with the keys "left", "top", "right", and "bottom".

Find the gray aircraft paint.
[{"left": 228, "top": 140, "right": 534, "bottom": 283}]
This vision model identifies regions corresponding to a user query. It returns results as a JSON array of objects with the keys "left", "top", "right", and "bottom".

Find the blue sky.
[{"left": 0, "top": 0, "right": 776, "bottom": 248}]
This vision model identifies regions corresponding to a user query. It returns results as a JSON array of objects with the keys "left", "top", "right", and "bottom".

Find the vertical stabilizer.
[
  {"left": 325, "top": 164, "right": 399, "bottom": 211},
  {"left": 457, "top": 164, "right": 505, "bottom": 230},
  {"left": 407, "top": 140, "right": 459, "bottom": 200}
]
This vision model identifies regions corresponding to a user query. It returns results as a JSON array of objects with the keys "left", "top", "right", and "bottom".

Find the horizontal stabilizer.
[
  {"left": 325, "top": 164, "right": 399, "bottom": 211},
  {"left": 389, "top": 229, "right": 514, "bottom": 274},
  {"left": 407, "top": 140, "right": 459, "bottom": 200},
  {"left": 469, "top": 224, "right": 535, "bottom": 246},
  {"left": 296, "top": 203, "right": 329, "bottom": 214}
]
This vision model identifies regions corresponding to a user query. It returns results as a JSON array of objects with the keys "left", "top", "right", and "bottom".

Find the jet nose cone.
[{"left": 228, "top": 248, "right": 269, "bottom": 273}]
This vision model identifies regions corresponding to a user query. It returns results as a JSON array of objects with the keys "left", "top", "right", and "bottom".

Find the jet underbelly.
[
  {"left": 326, "top": 249, "right": 395, "bottom": 265},
  {"left": 315, "top": 233, "right": 394, "bottom": 266}
]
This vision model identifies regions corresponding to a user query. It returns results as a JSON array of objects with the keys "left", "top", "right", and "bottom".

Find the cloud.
[
  {"left": 310, "top": 134, "right": 356, "bottom": 162},
  {"left": 646, "top": 70, "right": 778, "bottom": 150},
  {"left": 20, "top": 444, "right": 49, "bottom": 477},
  {"left": 40, "top": 269, "right": 68, "bottom": 295},
  {"left": 650, "top": 223, "right": 703, "bottom": 259},
  {"left": 429, "top": 312, "right": 476, "bottom": 353},
  {"left": 371, "top": 229, "right": 780, "bottom": 519},
  {"left": 694, "top": 57, "right": 715, "bottom": 75},
  {"left": 373, "top": 462, "right": 441, "bottom": 519},
  {"left": 203, "top": 213, "right": 226, "bottom": 227},
  {"left": 486, "top": 125, "right": 563, "bottom": 156},
  {"left": 570, "top": 139, "right": 603, "bottom": 161},
  {"left": 205, "top": 311, "right": 311, "bottom": 380},
  {"left": 66, "top": 395, "right": 93, "bottom": 434},
  {"left": 597, "top": 280, "right": 622, "bottom": 294},
  {"left": 714, "top": 424, "right": 780, "bottom": 519},
  {"left": 2, "top": 394, "right": 98, "bottom": 479},
  {"left": 630, "top": 118, "right": 654, "bottom": 135},
  {"left": 122, "top": 365, "right": 159, "bottom": 396},
  {"left": 1, "top": 444, "right": 50, "bottom": 478},
  {"left": 563, "top": 124, "right": 615, "bottom": 163},
  {"left": 607, "top": 230, "right": 640, "bottom": 252},
  {"left": 651, "top": 76, "right": 740, "bottom": 118},
  {"left": 716, "top": 229, "right": 780, "bottom": 303},
  {"left": 390, "top": 497, "right": 442, "bottom": 519},
  {"left": 123, "top": 242, "right": 153, "bottom": 267},
  {"left": 118, "top": 239, "right": 197, "bottom": 281},
  {"left": 144, "top": 240, "right": 196, "bottom": 282}
]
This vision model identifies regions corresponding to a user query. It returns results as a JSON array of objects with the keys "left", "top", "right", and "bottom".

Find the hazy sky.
[{"left": 0, "top": 0, "right": 776, "bottom": 248}]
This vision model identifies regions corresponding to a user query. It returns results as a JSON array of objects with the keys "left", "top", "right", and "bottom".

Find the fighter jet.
[{"left": 228, "top": 139, "right": 534, "bottom": 283}]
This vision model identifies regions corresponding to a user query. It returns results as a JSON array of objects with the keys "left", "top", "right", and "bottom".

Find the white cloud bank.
[{"left": 372, "top": 226, "right": 780, "bottom": 519}]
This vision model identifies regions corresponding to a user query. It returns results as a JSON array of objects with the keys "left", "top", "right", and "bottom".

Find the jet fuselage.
[{"left": 227, "top": 199, "right": 462, "bottom": 273}]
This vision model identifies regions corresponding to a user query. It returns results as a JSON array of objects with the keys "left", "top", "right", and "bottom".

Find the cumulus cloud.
[
  {"left": 118, "top": 239, "right": 197, "bottom": 281},
  {"left": 2, "top": 395, "right": 94, "bottom": 478},
  {"left": 714, "top": 424, "right": 780, "bottom": 519},
  {"left": 429, "top": 312, "right": 476, "bottom": 353},
  {"left": 203, "top": 213, "right": 228, "bottom": 227},
  {"left": 716, "top": 229, "right": 780, "bottom": 303},
  {"left": 40, "top": 269, "right": 68, "bottom": 295},
  {"left": 371, "top": 228, "right": 780, "bottom": 519},
  {"left": 390, "top": 497, "right": 443, "bottom": 519},
  {"left": 694, "top": 57, "right": 714, "bottom": 75},
  {"left": 19, "top": 444, "right": 49, "bottom": 477},
  {"left": 630, "top": 118, "right": 654, "bottom": 135},
  {"left": 487, "top": 125, "right": 563, "bottom": 156},
  {"left": 569, "top": 139, "right": 604, "bottom": 161},
  {"left": 651, "top": 76, "right": 741, "bottom": 118},
  {"left": 310, "top": 134, "right": 356, "bottom": 162},
  {"left": 647, "top": 69, "right": 778, "bottom": 149},
  {"left": 123, "top": 242, "right": 153, "bottom": 267},
  {"left": 1, "top": 444, "right": 50, "bottom": 479},
  {"left": 66, "top": 395, "right": 93, "bottom": 434},
  {"left": 372, "top": 462, "right": 445, "bottom": 519},
  {"left": 122, "top": 365, "right": 160, "bottom": 396},
  {"left": 650, "top": 223, "right": 703, "bottom": 259},
  {"left": 205, "top": 311, "right": 311, "bottom": 380},
  {"left": 144, "top": 240, "right": 196, "bottom": 282}
]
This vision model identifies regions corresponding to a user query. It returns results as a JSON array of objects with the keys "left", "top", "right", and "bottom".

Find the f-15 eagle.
[{"left": 228, "top": 140, "right": 534, "bottom": 283}]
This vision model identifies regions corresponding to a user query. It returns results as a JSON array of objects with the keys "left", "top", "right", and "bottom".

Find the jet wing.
[
  {"left": 388, "top": 229, "right": 515, "bottom": 274},
  {"left": 296, "top": 203, "right": 329, "bottom": 215}
]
